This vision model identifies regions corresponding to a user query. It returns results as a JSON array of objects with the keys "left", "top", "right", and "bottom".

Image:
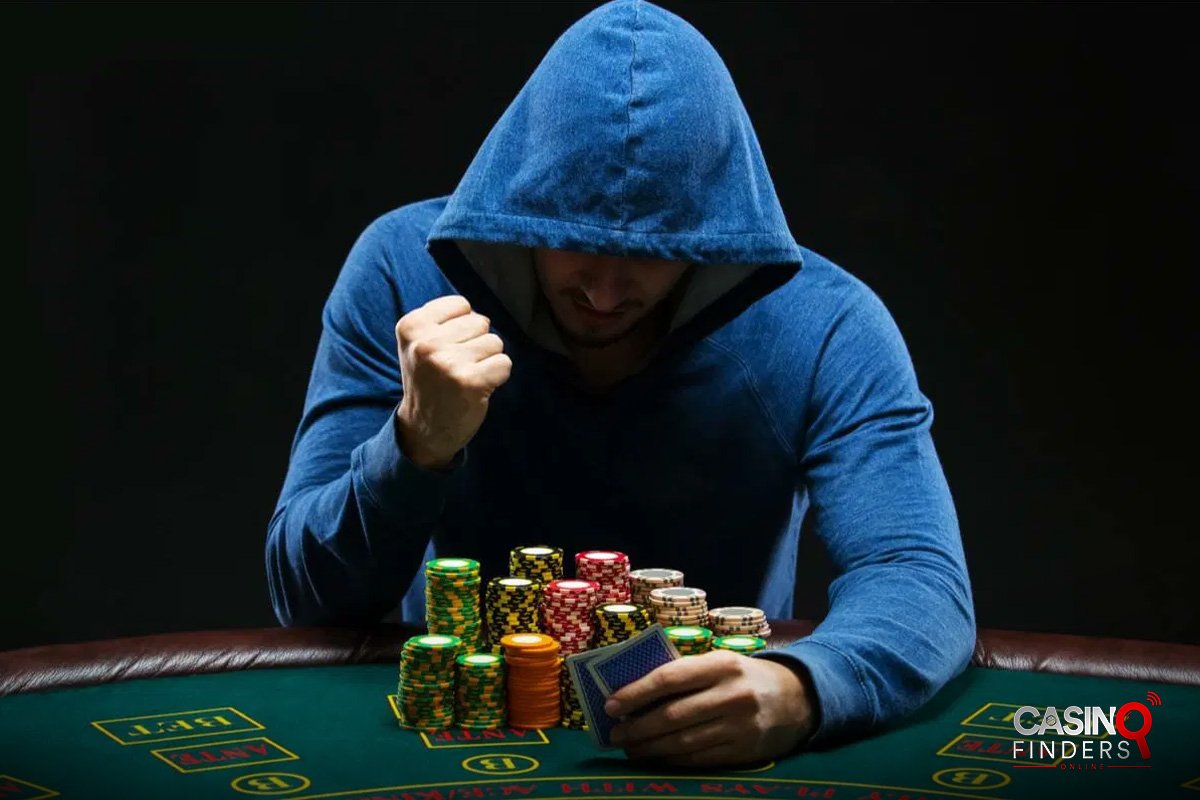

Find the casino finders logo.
[{"left": 1009, "top": 691, "right": 1157, "bottom": 769}]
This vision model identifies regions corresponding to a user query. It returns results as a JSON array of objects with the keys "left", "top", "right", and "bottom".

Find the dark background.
[{"left": 13, "top": 2, "right": 1197, "bottom": 651}]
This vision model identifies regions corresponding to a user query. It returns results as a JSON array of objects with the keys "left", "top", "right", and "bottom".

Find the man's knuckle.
[
  {"left": 730, "top": 685, "right": 758, "bottom": 710},
  {"left": 716, "top": 651, "right": 742, "bottom": 671},
  {"left": 411, "top": 339, "right": 437, "bottom": 360},
  {"left": 447, "top": 363, "right": 474, "bottom": 385}
]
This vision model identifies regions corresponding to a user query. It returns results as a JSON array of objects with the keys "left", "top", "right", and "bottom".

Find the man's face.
[{"left": 533, "top": 247, "right": 690, "bottom": 348}]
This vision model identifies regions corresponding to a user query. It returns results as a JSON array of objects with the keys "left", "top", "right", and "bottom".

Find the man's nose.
[{"left": 581, "top": 261, "right": 631, "bottom": 311}]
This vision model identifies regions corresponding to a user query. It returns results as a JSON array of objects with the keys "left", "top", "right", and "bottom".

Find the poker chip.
[
  {"left": 455, "top": 652, "right": 507, "bottom": 729},
  {"left": 397, "top": 634, "right": 463, "bottom": 731},
  {"left": 424, "top": 558, "right": 482, "bottom": 651},
  {"left": 541, "top": 579, "right": 600, "bottom": 656},
  {"left": 559, "top": 660, "right": 588, "bottom": 730},
  {"left": 648, "top": 586, "right": 709, "bottom": 628},
  {"left": 593, "top": 603, "right": 654, "bottom": 647},
  {"left": 630, "top": 568, "right": 685, "bottom": 607},
  {"left": 665, "top": 625, "right": 713, "bottom": 656},
  {"left": 509, "top": 546, "right": 565, "bottom": 584},
  {"left": 712, "top": 635, "right": 767, "bottom": 654},
  {"left": 575, "top": 551, "right": 631, "bottom": 604},
  {"left": 708, "top": 606, "right": 771, "bottom": 639},
  {"left": 501, "top": 633, "right": 562, "bottom": 729},
  {"left": 484, "top": 577, "right": 542, "bottom": 649}
]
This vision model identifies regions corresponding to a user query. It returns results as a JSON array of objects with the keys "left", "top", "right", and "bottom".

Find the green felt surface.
[{"left": 1, "top": 664, "right": 1197, "bottom": 800}]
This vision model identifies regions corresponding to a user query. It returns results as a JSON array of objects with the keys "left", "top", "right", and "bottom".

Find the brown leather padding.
[{"left": 1, "top": 622, "right": 1197, "bottom": 696}]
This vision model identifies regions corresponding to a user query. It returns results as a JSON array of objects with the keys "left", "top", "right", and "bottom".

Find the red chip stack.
[
  {"left": 574, "top": 551, "right": 631, "bottom": 604},
  {"left": 541, "top": 579, "right": 600, "bottom": 655}
]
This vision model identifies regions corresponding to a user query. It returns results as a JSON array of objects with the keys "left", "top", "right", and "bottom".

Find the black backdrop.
[{"left": 13, "top": 1, "right": 1198, "bottom": 651}]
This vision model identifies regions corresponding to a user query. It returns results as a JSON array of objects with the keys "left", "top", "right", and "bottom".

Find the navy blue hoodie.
[{"left": 266, "top": 0, "right": 974, "bottom": 742}]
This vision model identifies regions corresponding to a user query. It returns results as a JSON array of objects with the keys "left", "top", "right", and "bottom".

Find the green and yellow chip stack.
[
  {"left": 508, "top": 545, "right": 564, "bottom": 584},
  {"left": 560, "top": 660, "right": 587, "bottom": 730},
  {"left": 593, "top": 603, "right": 655, "bottom": 647},
  {"left": 425, "top": 558, "right": 482, "bottom": 652},
  {"left": 712, "top": 635, "right": 767, "bottom": 654},
  {"left": 455, "top": 652, "right": 507, "bottom": 729},
  {"left": 397, "top": 634, "right": 462, "bottom": 731},
  {"left": 484, "top": 576, "right": 543, "bottom": 650},
  {"left": 665, "top": 625, "right": 714, "bottom": 655}
]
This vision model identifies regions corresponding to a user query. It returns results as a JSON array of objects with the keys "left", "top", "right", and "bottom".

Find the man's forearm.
[{"left": 769, "top": 552, "right": 975, "bottom": 743}]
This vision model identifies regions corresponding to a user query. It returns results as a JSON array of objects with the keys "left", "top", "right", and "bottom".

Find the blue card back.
[
  {"left": 566, "top": 648, "right": 620, "bottom": 749},
  {"left": 590, "top": 631, "right": 677, "bottom": 697}
]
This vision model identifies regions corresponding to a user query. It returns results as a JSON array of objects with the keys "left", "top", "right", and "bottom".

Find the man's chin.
[
  {"left": 558, "top": 327, "right": 636, "bottom": 349},
  {"left": 554, "top": 313, "right": 645, "bottom": 349},
  {"left": 549, "top": 303, "right": 654, "bottom": 349}
]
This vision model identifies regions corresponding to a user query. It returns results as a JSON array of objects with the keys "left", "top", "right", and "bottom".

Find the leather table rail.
[{"left": 1, "top": 621, "right": 1197, "bottom": 695}]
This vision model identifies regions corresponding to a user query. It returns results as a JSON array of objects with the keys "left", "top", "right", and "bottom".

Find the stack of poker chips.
[
  {"left": 501, "top": 633, "right": 562, "bottom": 729},
  {"left": 712, "top": 635, "right": 767, "bottom": 655},
  {"left": 593, "top": 603, "right": 655, "bottom": 647},
  {"left": 648, "top": 586, "right": 709, "bottom": 628},
  {"left": 575, "top": 551, "right": 631, "bottom": 603},
  {"left": 455, "top": 652, "right": 506, "bottom": 729},
  {"left": 484, "top": 577, "right": 542, "bottom": 650},
  {"left": 425, "top": 558, "right": 483, "bottom": 651},
  {"left": 708, "top": 606, "right": 772, "bottom": 639},
  {"left": 541, "top": 579, "right": 600, "bottom": 655},
  {"left": 560, "top": 661, "right": 588, "bottom": 730},
  {"left": 396, "top": 634, "right": 463, "bottom": 731},
  {"left": 665, "top": 625, "right": 714, "bottom": 655},
  {"left": 509, "top": 546, "right": 564, "bottom": 583},
  {"left": 630, "top": 568, "right": 685, "bottom": 607}
]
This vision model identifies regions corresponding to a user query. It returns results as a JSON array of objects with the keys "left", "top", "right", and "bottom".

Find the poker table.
[{"left": 2, "top": 622, "right": 1198, "bottom": 800}]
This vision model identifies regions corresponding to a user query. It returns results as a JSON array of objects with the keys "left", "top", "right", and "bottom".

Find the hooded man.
[{"left": 267, "top": 0, "right": 975, "bottom": 766}]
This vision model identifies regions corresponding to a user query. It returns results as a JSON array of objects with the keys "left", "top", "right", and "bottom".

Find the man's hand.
[
  {"left": 394, "top": 296, "right": 512, "bottom": 469},
  {"left": 605, "top": 651, "right": 817, "bottom": 767}
]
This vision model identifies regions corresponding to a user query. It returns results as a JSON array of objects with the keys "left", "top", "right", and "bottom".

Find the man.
[{"left": 267, "top": 0, "right": 974, "bottom": 767}]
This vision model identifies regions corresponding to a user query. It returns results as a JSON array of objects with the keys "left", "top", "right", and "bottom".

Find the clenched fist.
[{"left": 394, "top": 296, "right": 512, "bottom": 469}]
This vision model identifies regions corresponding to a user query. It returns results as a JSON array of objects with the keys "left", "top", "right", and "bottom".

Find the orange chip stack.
[{"left": 501, "top": 633, "right": 562, "bottom": 729}]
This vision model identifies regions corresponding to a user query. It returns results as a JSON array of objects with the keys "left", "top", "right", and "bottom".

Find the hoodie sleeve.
[
  {"left": 265, "top": 215, "right": 462, "bottom": 627},
  {"left": 757, "top": 289, "right": 976, "bottom": 744}
]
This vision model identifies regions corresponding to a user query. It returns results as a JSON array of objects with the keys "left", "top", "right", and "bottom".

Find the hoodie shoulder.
[
  {"left": 758, "top": 247, "right": 891, "bottom": 338},
  {"left": 326, "top": 197, "right": 455, "bottom": 324},
  {"left": 714, "top": 248, "right": 921, "bottom": 458},
  {"left": 362, "top": 195, "right": 454, "bottom": 289},
  {"left": 368, "top": 196, "right": 451, "bottom": 248}
]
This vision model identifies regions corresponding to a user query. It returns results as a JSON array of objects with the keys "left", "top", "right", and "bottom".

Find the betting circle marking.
[
  {"left": 230, "top": 772, "right": 312, "bottom": 795},
  {"left": 461, "top": 754, "right": 541, "bottom": 776},
  {"left": 931, "top": 767, "right": 1011, "bottom": 790}
]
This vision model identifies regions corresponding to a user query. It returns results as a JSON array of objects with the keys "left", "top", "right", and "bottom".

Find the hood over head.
[{"left": 427, "top": 0, "right": 802, "bottom": 356}]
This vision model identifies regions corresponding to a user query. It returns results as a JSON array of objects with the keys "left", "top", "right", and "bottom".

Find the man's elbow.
[
  {"left": 936, "top": 577, "right": 977, "bottom": 687},
  {"left": 951, "top": 563, "right": 978, "bottom": 674},
  {"left": 264, "top": 511, "right": 305, "bottom": 628},
  {"left": 955, "top": 601, "right": 978, "bottom": 677}
]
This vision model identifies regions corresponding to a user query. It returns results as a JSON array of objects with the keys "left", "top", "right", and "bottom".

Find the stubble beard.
[{"left": 551, "top": 305, "right": 656, "bottom": 349}]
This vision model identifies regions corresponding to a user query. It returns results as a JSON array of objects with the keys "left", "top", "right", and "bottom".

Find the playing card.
[
  {"left": 565, "top": 647, "right": 622, "bottom": 750},
  {"left": 586, "top": 624, "right": 678, "bottom": 697}
]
